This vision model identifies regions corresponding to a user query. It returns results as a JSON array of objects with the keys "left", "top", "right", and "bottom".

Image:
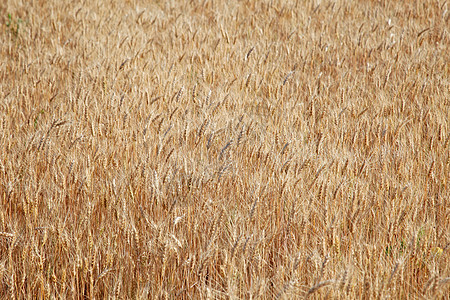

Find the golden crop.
[{"left": 0, "top": 0, "right": 448, "bottom": 298}]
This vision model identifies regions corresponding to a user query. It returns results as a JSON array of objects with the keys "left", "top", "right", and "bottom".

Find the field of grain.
[{"left": 0, "top": 0, "right": 448, "bottom": 298}]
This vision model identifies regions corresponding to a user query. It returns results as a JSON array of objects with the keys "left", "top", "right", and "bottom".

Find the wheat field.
[{"left": 0, "top": 0, "right": 449, "bottom": 298}]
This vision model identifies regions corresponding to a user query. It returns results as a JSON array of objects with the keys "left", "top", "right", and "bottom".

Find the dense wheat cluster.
[{"left": 0, "top": 0, "right": 448, "bottom": 298}]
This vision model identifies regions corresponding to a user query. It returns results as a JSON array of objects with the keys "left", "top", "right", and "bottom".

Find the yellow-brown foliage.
[{"left": 0, "top": 0, "right": 448, "bottom": 298}]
